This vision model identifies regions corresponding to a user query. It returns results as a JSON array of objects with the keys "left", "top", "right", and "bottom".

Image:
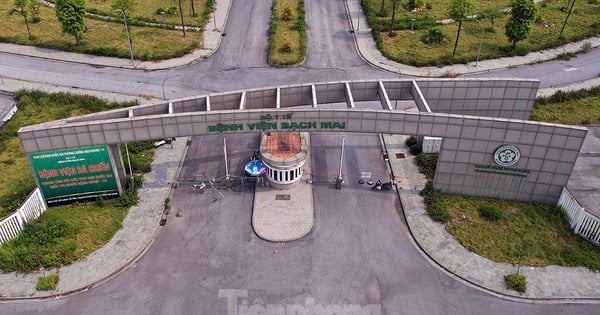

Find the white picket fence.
[
  {"left": 0, "top": 188, "right": 47, "bottom": 245},
  {"left": 558, "top": 187, "right": 600, "bottom": 245}
]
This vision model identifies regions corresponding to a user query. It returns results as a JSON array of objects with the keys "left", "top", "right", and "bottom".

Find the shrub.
[
  {"left": 478, "top": 205, "right": 502, "bottom": 221},
  {"left": 36, "top": 273, "right": 59, "bottom": 291},
  {"left": 405, "top": 135, "right": 418, "bottom": 147},
  {"left": 421, "top": 28, "right": 446, "bottom": 44},
  {"left": 416, "top": 153, "right": 438, "bottom": 179},
  {"left": 420, "top": 181, "right": 451, "bottom": 223},
  {"left": 0, "top": 217, "right": 77, "bottom": 272},
  {"left": 279, "top": 40, "right": 293, "bottom": 53},
  {"left": 410, "top": 143, "right": 422, "bottom": 155},
  {"left": 281, "top": 5, "right": 293, "bottom": 21},
  {"left": 557, "top": 52, "right": 576, "bottom": 61},
  {"left": 504, "top": 273, "right": 526, "bottom": 293}
]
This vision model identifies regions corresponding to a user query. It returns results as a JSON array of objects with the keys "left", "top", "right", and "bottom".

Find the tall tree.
[
  {"left": 388, "top": 0, "right": 398, "bottom": 36},
  {"left": 380, "top": 0, "right": 385, "bottom": 15},
  {"left": 558, "top": 0, "right": 576, "bottom": 39},
  {"left": 9, "top": 0, "right": 32, "bottom": 39},
  {"left": 111, "top": 0, "right": 135, "bottom": 18},
  {"left": 480, "top": 7, "right": 502, "bottom": 31},
  {"left": 505, "top": 0, "right": 537, "bottom": 49},
  {"left": 55, "top": 0, "right": 87, "bottom": 45},
  {"left": 448, "top": 0, "right": 475, "bottom": 57}
]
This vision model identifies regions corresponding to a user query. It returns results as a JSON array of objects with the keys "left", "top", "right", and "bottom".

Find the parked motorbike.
[{"left": 371, "top": 179, "right": 393, "bottom": 191}]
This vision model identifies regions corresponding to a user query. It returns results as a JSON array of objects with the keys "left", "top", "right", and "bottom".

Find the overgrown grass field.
[
  {"left": 0, "top": 91, "right": 154, "bottom": 273},
  {"left": 531, "top": 86, "right": 600, "bottom": 125},
  {"left": 269, "top": 0, "right": 306, "bottom": 66},
  {"left": 80, "top": 0, "right": 214, "bottom": 27},
  {"left": 363, "top": 0, "right": 600, "bottom": 66},
  {"left": 1, "top": 4, "right": 200, "bottom": 60},
  {"left": 442, "top": 194, "right": 600, "bottom": 270}
]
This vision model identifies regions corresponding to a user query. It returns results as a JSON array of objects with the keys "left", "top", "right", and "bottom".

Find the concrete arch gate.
[{"left": 19, "top": 79, "right": 587, "bottom": 204}]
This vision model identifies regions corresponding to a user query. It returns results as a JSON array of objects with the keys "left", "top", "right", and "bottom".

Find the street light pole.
[
  {"left": 336, "top": 136, "right": 346, "bottom": 189},
  {"left": 161, "top": 74, "right": 180, "bottom": 100},
  {"left": 115, "top": 9, "right": 135, "bottom": 67}
]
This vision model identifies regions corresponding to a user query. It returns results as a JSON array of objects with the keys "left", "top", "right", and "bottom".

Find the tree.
[
  {"left": 9, "top": 0, "right": 33, "bottom": 39},
  {"left": 558, "top": 0, "right": 576, "bottom": 39},
  {"left": 111, "top": 0, "right": 135, "bottom": 18},
  {"left": 505, "top": 0, "right": 537, "bottom": 49},
  {"left": 380, "top": 0, "right": 385, "bottom": 15},
  {"left": 480, "top": 7, "right": 502, "bottom": 31},
  {"left": 55, "top": 0, "right": 87, "bottom": 45},
  {"left": 448, "top": 0, "right": 475, "bottom": 58},
  {"left": 388, "top": 0, "right": 398, "bottom": 36}
]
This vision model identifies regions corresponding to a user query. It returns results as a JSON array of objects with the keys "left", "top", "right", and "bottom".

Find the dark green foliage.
[
  {"left": 36, "top": 273, "right": 59, "bottom": 290},
  {"left": 556, "top": 51, "right": 576, "bottom": 60},
  {"left": 420, "top": 181, "right": 451, "bottom": 222},
  {"left": 421, "top": 28, "right": 446, "bottom": 44},
  {"left": 405, "top": 135, "right": 418, "bottom": 147},
  {"left": 504, "top": 273, "right": 526, "bottom": 292},
  {"left": 536, "top": 86, "right": 600, "bottom": 104},
  {"left": 55, "top": 0, "right": 87, "bottom": 45},
  {"left": 416, "top": 152, "right": 438, "bottom": 179},
  {"left": 478, "top": 205, "right": 502, "bottom": 221},
  {"left": 0, "top": 216, "right": 77, "bottom": 272},
  {"left": 505, "top": 0, "right": 538, "bottom": 48},
  {"left": 410, "top": 143, "right": 422, "bottom": 155}
]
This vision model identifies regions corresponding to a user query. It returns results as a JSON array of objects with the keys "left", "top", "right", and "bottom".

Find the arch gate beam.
[
  {"left": 18, "top": 79, "right": 589, "bottom": 205},
  {"left": 377, "top": 81, "right": 392, "bottom": 111}
]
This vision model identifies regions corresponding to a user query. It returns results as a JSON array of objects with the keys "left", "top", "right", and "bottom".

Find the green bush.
[
  {"left": 36, "top": 273, "right": 60, "bottom": 291},
  {"left": 478, "top": 205, "right": 502, "bottom": 221},
  {"left": 504, "top": 273, "right": 526, "bottom": 293},
  {"left": 416, "top": 152, "right": 438, "bottom": 179},
  {"left": 410, "top": 143, "right": 422, "bottom": 155},
  {"left": 420, "top": 181, "right": 451, "bottom": 223},
  {"left": 0, "top": 217, "right": 77, "bottom": 272},
  {"left": 405, "top": 135, "right": 418, "bottom": 147},
  {"left": 421, "top": 28, "right": 446, "bottom": 44}
]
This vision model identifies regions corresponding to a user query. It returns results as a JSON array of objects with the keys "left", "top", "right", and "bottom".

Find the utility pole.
[
  {"left": 223, "top": 138, "right": 230, "bottom": 182},
  {"left": 115, "top": 9, "right": 135, "bottom": 67},
  {"left": 336, "top": 136, "right": 346, "bottom": 189}
]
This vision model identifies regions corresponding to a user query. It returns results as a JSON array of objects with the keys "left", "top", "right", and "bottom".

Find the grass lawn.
[
  {"left": 80, "top": 0, "right": 214, "bottom": 28},
  {"left": 441, "top": 194, "right": 600, "bottom": 270},
  {"left": 530, "top": 86, "right": 600, "bottom": 125},
  {"left": 364, "top": 0, "right": 513, "bottom": 23},
  {"left": 0, "top": 91, "right": 154, "bottom": 273},
  {"left": 364, "top": 0, "right": 600, "bottom": 66},
  {"left": 1, "top": 4, "right": 201, "bottom": 60},
  {"left": 269, "top": 0, "right": 306, "bottom": 66}
]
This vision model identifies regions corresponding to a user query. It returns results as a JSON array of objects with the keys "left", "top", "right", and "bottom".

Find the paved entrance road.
[
  {"left": 1, "top": 133, "right": 596, "bottom": 314},
  {"left": 0, "top": 0, "right": 598, "bottom": 313}
]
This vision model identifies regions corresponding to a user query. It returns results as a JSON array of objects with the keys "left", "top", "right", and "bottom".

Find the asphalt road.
[{"left": 0, "top": 0, "right": 599, "bottom": 313}]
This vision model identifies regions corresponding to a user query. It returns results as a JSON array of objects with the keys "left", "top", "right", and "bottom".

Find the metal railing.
[
  {"left": 0, "top": 189, "right": 47, "bottom": 245},
  {"left": 558, "top": 187, "right": 600, "bottom": 245}
]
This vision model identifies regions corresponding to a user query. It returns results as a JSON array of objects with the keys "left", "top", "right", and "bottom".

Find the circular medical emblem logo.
[{"left": 494, "top": 145, "right": 520, "bottom": 167}]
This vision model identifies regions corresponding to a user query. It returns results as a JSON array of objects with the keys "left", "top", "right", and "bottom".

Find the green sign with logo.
[{"left": 29, "top": 145, "right": 119, "bottom": 205}]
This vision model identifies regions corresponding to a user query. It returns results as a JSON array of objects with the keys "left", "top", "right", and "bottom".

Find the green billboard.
[{"left": 29, "top": 145, "right": 120, "bottom": 205}]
